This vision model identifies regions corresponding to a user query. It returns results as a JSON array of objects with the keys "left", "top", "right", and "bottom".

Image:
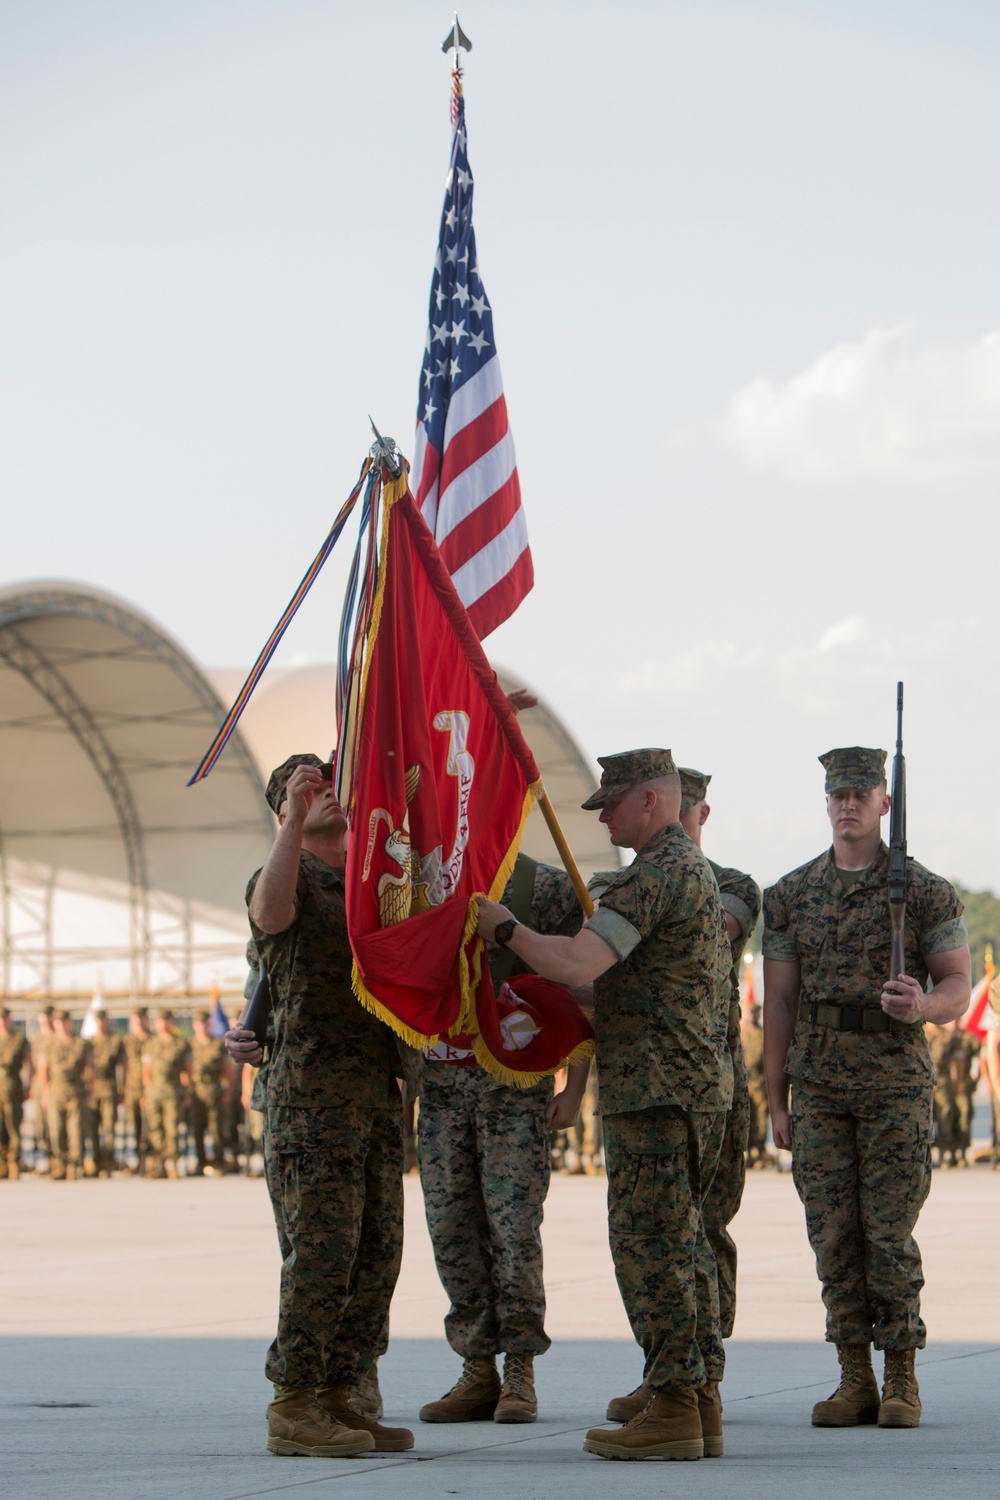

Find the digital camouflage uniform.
[
  {"left": 928, "top": 1025, "right": 958, "bottom": 1157},
  {"left": 88, "top": 1031, "right": 124, "bottom": 1173},
  {"left": 46, "top": 1033, "right": 90, "bottom": 1174},
  {"left": 701, "top": 860, "right": 761, "bottom": 1339},
  {"left": 763, "top": 842, "right": 966, "bottom": 1349},
  {"left": 123, "top": 1030, "right": 149, "bottom": 1167},
  {"left": 0, "top": 1027, "right": 29, "bottom": 1174},
  {"left": 190, "top": 1034, "right": 228, "bottom": 1168},
  {"left": 585, "top": 823, "right": 733, "bottom": 1391},
  {"left": 417, "top": 857, "right": 581, "bottom": 1360},
  {"left": 30, "top": 1026, "right": 53, "bottom": 1161},
  {"left": 248, "top": 849, "right": 403, "bottom": 1391},
  {"left": 741, "top": 1016, "right": 769, "bottom": 1156},
  {"left": 950, "top": 1030, "right": 980, "bottom": 1157},
  {"left": 565, "top": 1059, "right": 601, "bottom": 1168},
  {"left": 143, "top": 1030, "right": 190, "bottom": 1170}
]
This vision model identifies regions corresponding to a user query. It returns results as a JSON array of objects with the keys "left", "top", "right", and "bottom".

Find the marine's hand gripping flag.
[
  {"left": 345, "top": 467, "right": 592, "bottom": 1084},
  {"left": 410, "top": 65, "right": 533, "bottom": 641}
]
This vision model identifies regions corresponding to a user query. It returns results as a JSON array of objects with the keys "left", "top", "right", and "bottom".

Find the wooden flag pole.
[{"left": 536, "top": 790, "right": 595, "bottom": 918}]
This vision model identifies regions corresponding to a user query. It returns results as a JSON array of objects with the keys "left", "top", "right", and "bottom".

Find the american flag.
[{"left": 410, "top": 69, "right": 533, "bottom": 640}]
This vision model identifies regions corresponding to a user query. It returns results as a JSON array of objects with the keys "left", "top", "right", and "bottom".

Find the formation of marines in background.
[
  {"left": 0, "top": 1002, "right": 246, "bottom": 1181},
  {"left": 7, "top": 994, "right": 990, "bottom": 1187}
]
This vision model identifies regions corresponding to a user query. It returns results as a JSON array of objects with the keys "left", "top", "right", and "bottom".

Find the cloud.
[
  {"left": 721, "top": 325, "right": 1000, "bottom": 485},
  {"left": 816, "top": 615, "right": 868, "bottom": 652}
]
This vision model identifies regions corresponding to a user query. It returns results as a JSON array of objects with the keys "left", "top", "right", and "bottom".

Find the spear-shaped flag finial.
[
  {"left": 368, "top": 416, "right": 402, "bottom": 479},
  {"left": 441, "top": 13, "right": 472, "bottom": 58}
]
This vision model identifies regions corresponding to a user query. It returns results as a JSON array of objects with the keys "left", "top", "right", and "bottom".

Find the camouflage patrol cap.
[
  {"left": 42, "top": 1004, "right": 55, "bottom": 1018},
  {"left": 679, "top": 766, "right": 712, "bottom": 814},
  {"left": 819, "top": 746, "right": 887, "bottom": 793},
  {"left": 194, "top": 1010, "right": 210, "bottom": 1024},
  {"left": 265, "top": 753, "right": 326, "bottom": 813},
  {"left": 159, "top": 1008, "right": 175, "bottom": 1022},
  {"left": 52, "top": 1009, "right": 70, "bottom": 1022},
  {"left": 581, "top": 748, "right": 678, "bottom": 810}
]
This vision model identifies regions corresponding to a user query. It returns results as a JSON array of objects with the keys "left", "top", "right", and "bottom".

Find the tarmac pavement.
[{"left": 2, "top": 1162, "right": 998, "bottom": 1499}]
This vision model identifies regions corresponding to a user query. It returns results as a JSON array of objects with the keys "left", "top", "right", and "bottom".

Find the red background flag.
[{"left": 346, "top": 473, "right": 591, "bottom": 1081}]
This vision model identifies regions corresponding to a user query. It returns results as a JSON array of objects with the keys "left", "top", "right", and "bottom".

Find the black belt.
[{"left": 799, "top": 1000, "right": 918, "bottom": 1036}]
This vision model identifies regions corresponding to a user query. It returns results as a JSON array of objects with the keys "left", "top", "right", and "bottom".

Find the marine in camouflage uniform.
[
  {"left": 241, "top": 753, "right": 409, "bottom": 1458},
  {"left": 29, "top": 1006, "right": 55, "bottom": 1167},
  {"left": 593, "top": 765, "right": 761, "bottom": 1420},
  {"left": 0, "top": 1008, "right": 30, "bottom": 1179},
  {"left": 763, "top": 746, "right": 970, "bottom": 1429},
  {"left": 43, "top": 1011, "right": 91, "bottom": 1180},
  {"left": 189, "top": 1012, "right": 229, "bottom": 1173},
  {"left": 417, "top": 855, "right": 584, "bottom": 1424},
  {"left": 123, "top": 1009, "right": 151, "bottom": 1173},
  {"left": 928, "top": 1023, "right": 959, "bottom": 1163},
  {"left": 949, "top": 1028, "right": 980, "bottom": 1164},
  {"left": 142, "top": 1012, "right": 190, "bottom": 1177},
  {"left": 87, "top": 1011, "right": 124, "bottom": 1175},
  {"left": 476, "top": 748, "right": 734, "bottom": 1461},
  {"left": 562, "top": 1058, "right": 602, "bottom": 1172},
  {"left": 741, "top": 1005, "right": 769, "bottom": 1160},
  {"left": 675, "top": 768, "right": 761, "bottom": 1345}
]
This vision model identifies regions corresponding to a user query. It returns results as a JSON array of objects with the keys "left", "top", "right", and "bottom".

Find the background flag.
[
  {"left": 208, "top": 983, "right": 230, "bottom": 1039},
  {"left": 346, "top": 471, "right": 591, "bottom": 1083},
  {"left": 410, "top": 65, "right": 533, "bottom": 640},
  {"left": 80, "top": 983, "right": 106, "bottom": 1039},
  {"left": 964, "top": 944, "right": 995, "bottom": 1039}
]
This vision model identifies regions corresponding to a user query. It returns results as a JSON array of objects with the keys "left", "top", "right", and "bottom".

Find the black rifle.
[
  {"left": 887, "top": 682, "right": 907, "bottom": 982},
  {"left": 243, "top": 961, "right": 272, "bottom": 1053}
]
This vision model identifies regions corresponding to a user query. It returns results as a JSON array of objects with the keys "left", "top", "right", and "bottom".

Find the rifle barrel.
[{"left": 888, "top": 680, "right": 907, "bottom": 980}]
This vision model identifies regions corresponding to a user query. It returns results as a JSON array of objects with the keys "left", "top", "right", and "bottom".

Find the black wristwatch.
[{"left": 494, "top": 917, "right": 520, "bottom": 948}]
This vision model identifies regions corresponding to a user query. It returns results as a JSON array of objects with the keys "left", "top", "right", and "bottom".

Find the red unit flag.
[{"left": 345, "top": 471, "right": 591, "bottom": 1083}]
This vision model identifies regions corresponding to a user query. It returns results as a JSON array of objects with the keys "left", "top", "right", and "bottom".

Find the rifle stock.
[{"left": 887, "top": 681, "right": 907, "bottom": 981}]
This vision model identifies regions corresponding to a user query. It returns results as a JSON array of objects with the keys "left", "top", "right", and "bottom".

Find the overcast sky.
[{"left": 3, "top": 0, "right": 999, "bottom": 895}]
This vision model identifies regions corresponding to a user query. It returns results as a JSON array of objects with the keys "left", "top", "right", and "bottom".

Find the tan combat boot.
[
  {"left": 349, "top": 1363, "right": 384, "bottom": 1419},
  {"left": 494, "top": 1353, "right": 537, "bottom": 1423},
  {"left": 878, "top": 1349, "right": 921, "bottom": 1428},
  {"left": 266, "top": 1389, "right": 375, "bottom": 1457},
  {"left": 314, "top": 1384, "right": 413, "bottom": 1451},
  {"left": 605, "top": 1382, "right": 649, "bottom": 1423},
  {"left": 697, "top": 1381, "right": 724, "bottom": 1457},
  {"left": 583, "top": 1387, "right": 703, "bottom": 1461},
  {"left": 8, "top": 1161, "right": 19, "bottom": 1181},
  {"left": 811, "top": 1344, "right": 880, "bottom": 1427},
  {"left": 419, "top": 1357, "right": 501, "bottom": 1422}
]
